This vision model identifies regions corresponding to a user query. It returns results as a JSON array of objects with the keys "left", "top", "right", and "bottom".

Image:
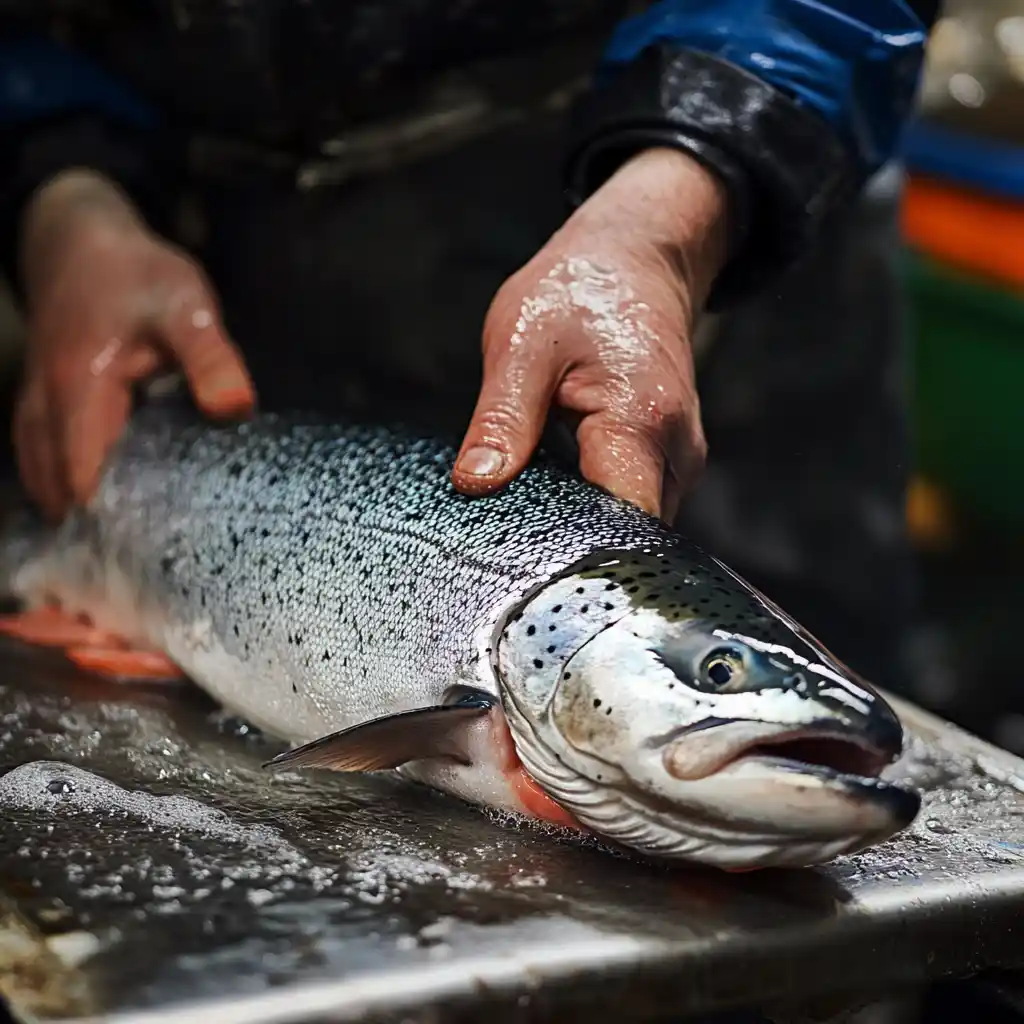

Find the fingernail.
[
  {"left": 205, "top": 384, "right": 253, "bottom": 416},
  {"left": 457, "top": 445, "right": 505, "bottom": 477}
]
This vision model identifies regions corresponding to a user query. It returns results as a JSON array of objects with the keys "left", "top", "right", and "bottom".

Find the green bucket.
[{"left": 906, "top": 252, "right": 1024, "bottom": 529}]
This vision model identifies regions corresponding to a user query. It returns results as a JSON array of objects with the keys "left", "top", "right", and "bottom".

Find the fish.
[{"left": 0, "top": 392, "right": 921, "bottom": 870}]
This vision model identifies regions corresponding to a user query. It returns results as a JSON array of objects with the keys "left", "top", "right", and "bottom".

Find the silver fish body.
[{"left": 2, "top": 400, "right": 920, "bottom": 868}]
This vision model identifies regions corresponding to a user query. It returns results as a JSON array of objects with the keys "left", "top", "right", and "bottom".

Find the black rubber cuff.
[
  {"left": 0, "top": 112, "right": 178, "bottom": 304},
  {"left": 565, "top": 46, "right": 857, "bottom": 310}
]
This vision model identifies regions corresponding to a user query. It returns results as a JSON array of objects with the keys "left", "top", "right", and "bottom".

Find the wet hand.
[
  {"left": 15, "top": 171, "right": 255, "bottom": 521},
  {"left": 453, "top": 148, "right": 729, "bottom": 521}
]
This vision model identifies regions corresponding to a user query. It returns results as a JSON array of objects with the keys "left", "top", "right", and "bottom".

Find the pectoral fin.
[{"left": 262, "top": 703, "right": 492, "bottom": 773}]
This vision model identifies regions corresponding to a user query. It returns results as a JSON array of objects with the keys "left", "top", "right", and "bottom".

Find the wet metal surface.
[{"left": 0, "top": 644, "right": 1023, "bottom": 1024}]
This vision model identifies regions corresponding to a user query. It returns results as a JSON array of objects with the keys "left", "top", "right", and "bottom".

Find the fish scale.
[{"left": 12, "top": 401, "right": 679, "bottom": 739}]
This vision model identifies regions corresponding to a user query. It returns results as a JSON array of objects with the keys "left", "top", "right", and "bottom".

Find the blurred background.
[
  {"left": 893, "top": 0, "right": 1024, "bottom": 756},
  {"left": 0, "top": 0, "right": 1021, "bottom": 756}
]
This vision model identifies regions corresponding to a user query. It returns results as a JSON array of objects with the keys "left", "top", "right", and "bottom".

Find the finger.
[
  {"left": 575, "top": 412, "right": 667, "bottom": 518},
  {"left": 14, "top": 384, "right": 68, "bottom": 522},
  {"left": 158, "top": 292, "right": 256, "bottom": 420},
  {"left": 452, "top": 325, "right": 562, "bottom": 497},
  {"left": 59, "top": 371, "right": 134, "bottom": 509},
  {"left": 661, "top": 413, "right": 707, "bottom": 522},
  {"left": 661, "top": 467, "right": 684, "bottom": 526}
]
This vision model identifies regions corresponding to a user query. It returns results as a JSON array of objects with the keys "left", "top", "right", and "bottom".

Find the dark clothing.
[
  {"left": 0, "top": 2, "right": 937, "bottom": 299},
  {"left": 0, "top": 1, "right": 932, "bottom": 690}
]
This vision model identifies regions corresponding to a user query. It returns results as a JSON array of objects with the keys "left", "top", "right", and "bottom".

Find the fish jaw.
[{"left": 497, "top": 554, "right": 921, "bottom": 870}]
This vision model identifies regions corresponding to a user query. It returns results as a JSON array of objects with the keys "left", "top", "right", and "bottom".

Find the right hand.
[{"left": 15, "top": 171, "right": 256, "bottom": 521}]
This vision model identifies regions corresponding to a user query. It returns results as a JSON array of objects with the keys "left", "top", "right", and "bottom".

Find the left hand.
[{"left": 451, "top": 147, "right": 730, "bottom": 522}]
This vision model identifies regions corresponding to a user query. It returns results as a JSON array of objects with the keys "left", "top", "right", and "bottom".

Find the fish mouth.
[
  {"left": 730, "top": 729, "right": 920, "bottom": 825},
  {"left": 639, "top": 721, "right": 922, "bottom": 866},
  {"left": 661, "top": 717, "right": 898, "bottom": 783},
  {"left": 727, "top": 730, "right": 892, "bottom": 778}
]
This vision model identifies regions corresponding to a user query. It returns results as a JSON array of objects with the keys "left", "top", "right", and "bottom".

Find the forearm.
[{"left": 566, "top": 0, "right": 938, "bottom": 309}]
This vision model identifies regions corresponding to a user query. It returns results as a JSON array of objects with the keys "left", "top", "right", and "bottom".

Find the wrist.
[{"left": 573, "top": 147, "right": 731, "bottom": 308}]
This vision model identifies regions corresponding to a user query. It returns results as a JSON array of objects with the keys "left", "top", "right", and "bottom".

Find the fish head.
[{"left": 496, "top": 549, "right": 920, "bottom": 869}]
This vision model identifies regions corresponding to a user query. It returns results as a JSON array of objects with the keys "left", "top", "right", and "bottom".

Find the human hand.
[
  {"left": 452, "top": 148, "right": 729, "bottom": 521},
  {"left": 15, "top": 170, "right": 255, "bottom": 521}
]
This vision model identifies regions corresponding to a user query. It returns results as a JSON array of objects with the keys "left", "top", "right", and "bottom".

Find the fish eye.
[{"left": 700, "top": 648, "right": 746, "bottom": 690}]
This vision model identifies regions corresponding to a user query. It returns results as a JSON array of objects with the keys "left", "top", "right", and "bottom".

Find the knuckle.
[{"left": 472, "top": 398, "right": 533, "bottom": 442}]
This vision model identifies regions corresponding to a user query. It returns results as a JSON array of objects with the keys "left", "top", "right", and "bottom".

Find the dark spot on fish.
[
  {"left": 533, "top": 659, "right": 544, "bottom": 669},
  {"left": 548, "top": 624, "right": 556, "bottom": 632},
  {"left": 552, "top": 604, "right": 562, "bottom": 613},
  {"left": 593, "top": 699, "right": 602, "bottom": 708},
  {"left": 576, "top": 587, "right": 585, "bottom": 594},
  {"left": 563, "top": 672, "right": 572, "bottom": 680},
  {"left": 639, "top": 572, "right": 656, "bottom": 579},
  {"left": 603, "top": 602, "right": 614, "bottom": 611},
  {"left": 546, "top": 645, "right": 556, "bottom": 654},
  {"left": 291, "top": 682, "right": 298, "bottom": 693},
  {"left": 627, "top": 586, "right": 639, "bottom": 594},
  {"left": 526, "top": 625, "right": 536, "bottom": 636},
  {"left": 620, "top": 577, "right": 635, "bottom": 585},
  {"left": 605, "top": 707, "right": 613, "bottom": 716},
  {"left": 581, "top": 604, "right": 589, "bottom": 614}
]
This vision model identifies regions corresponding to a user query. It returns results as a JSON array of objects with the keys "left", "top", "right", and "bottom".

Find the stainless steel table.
[{"left": 0, "top": 643, "right": 1022, "bottom": 1024}]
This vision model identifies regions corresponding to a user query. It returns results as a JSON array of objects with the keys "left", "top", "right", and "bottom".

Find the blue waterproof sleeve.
[
  {"left": 0, "top": 34, "right": 155, "bottom": 129},
  {"left": 601, "top": 0, "right": 928, "bottom": 181}
]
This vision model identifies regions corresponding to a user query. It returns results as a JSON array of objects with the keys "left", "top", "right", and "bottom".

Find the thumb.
[
  {"left": 453, "top": 332, "right": 561, "bottom": 497},
  {"left": 158, "top": 287, "right": 256, "bottom": 420}
]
